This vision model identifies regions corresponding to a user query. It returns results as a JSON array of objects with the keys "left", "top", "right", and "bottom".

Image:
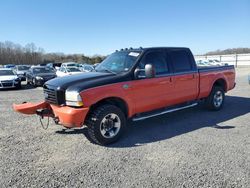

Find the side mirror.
[{"left": 145, "top": 64, "right": 155, "bottom": 78}]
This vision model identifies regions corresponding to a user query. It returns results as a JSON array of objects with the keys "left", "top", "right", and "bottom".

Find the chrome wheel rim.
[
  {"left": 100, "top": 113, "right": 121, "bottom": 138},
  {"left": 213, "top": 90, "right": 223, "bottom": 107}
]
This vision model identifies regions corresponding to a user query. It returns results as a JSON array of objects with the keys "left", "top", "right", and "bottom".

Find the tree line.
[
  {"left": 205, "top": 48, "right": 250, "bottom": 55},
  {"left": 0, "top": 41, "right": 105, "bottom": 65}
]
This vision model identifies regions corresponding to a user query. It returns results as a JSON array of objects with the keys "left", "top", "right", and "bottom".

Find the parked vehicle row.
[
  {"left": 196, "top": 59, "right": 228, "bottom": 67},
  {"left": 0, "top": 62, "right": 96, "bottom": 89}
]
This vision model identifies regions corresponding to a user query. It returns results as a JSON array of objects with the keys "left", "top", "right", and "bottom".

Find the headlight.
[
  {"left": 36, "top": 76, "right": 43, "bottom": 80},
  {"left": 65, "top": 91, "right": 83, "bottom": 107}
]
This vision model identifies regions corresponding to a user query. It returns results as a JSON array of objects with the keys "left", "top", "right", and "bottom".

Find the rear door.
[
  {"left": 168, "top": 49, "right": 199, "bottom": 104},
  {"left": 130, "top": 49, "right": 174, "bottom": 113}
]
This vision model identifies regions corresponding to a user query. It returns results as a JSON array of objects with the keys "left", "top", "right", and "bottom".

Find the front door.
[{"left": 130, "top": 50, "right": 174, "bottom": 114}]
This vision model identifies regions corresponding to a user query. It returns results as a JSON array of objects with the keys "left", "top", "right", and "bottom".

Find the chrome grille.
[
  {"left": 43, "top": 87, "right": 65, "bottom": 105},
  {"left": 0, "top": 80, "right": 14, "bottom": 88},
  {"left": 44, "top": 88, "right": 58, "bottom": 104}
]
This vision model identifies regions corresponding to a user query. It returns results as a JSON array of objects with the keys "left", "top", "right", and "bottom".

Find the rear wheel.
[
  {"left": 85, "top": 104, "right": 126, "bottom": 145},
  {"left": 205, "top": 86, "right": 225, "bottom": 110}
]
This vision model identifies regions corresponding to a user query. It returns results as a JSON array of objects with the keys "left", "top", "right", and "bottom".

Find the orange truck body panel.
[
  {"left": 50, "top": 105, "right": 89, "bottom": 128},
  {"left": 198, "top": 68, "right": 235, "bottom": 99},
  {"left": 13, "top": 68, "right": 235, "bottom": 128},
  {"left": 81, "top": 69, "right": 235, "bottom": 118}
]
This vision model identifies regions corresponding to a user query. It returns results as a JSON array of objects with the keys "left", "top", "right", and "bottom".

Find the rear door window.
[{"left": 169, "top": 50, "right": 192, "bottom": 72}]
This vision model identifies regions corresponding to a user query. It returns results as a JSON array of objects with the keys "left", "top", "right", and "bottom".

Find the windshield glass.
[
  {"left": 66, "top": 67, "right": 81, "bottom": 72},
  {"left": 0, "top": 70, "right": 15, "bottom": 76},
  {"left": 95, "top": 51, "right": 141, "bottom": 74},
  {"left": 32, "top": 67, "right": 54, "bottom": 74},
  {"left": 17, "top": 65, "right": 30, "bottom": 71},
  {"left": 66, "top": 63, "right": 78, "bottom": 67}
]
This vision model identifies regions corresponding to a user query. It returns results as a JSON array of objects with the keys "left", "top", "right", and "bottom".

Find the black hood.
[{"left": 44, "top": 72, "right": 129, "bottom": 92}]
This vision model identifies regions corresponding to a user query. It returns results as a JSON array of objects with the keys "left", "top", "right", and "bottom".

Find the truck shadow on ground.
[{"left": 56, "top": 95, "right": 250, "bottom": 148}]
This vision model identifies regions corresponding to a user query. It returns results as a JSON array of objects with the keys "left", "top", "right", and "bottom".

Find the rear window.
[{"left": 169, "top": 50, "right": 192, "bottom": 72}]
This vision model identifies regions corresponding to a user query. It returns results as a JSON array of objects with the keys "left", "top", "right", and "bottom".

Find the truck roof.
[{"left": 116, "top": 47, "right": 190, "bottom": 52}]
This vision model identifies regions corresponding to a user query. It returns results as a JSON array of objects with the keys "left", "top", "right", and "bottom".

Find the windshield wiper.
[{"left": 99, "top": 68, "right": 117, "bottom": 75}]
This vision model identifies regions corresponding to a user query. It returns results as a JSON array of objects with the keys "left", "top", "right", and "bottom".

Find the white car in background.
[
  {"left": 207, "top": 59, "right": 222, "bottom": 66},
  {"left": 79, "top": 64, "right": 95, "bottom": 72},
  {"left": 0, "top": 68, "right": 21, "bottom": 89},
  {"left": 196, "top": 60, "right": 210, "bottom": 67},
  {"left": 56, "top": 67, "right": 82, "bottom": 77},
  {"left": 61, "top": 62, "right": 80, "bottom": 68}
]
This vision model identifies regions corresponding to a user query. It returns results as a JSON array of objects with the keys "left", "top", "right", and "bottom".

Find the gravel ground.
[{"left": 0, "top": 68, "right": 250, "bottom": 188}]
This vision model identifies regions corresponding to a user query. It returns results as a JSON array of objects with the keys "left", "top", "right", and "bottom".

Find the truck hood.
[
  {"left": 0, "top": 75, "right": 18, "bottom": 81},
  {"left": 44, "top": 72, "right": 120, "bottom": 92}
]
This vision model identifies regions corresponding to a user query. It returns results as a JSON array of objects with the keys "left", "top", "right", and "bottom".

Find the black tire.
[
  {"left": 16, "top": 83, "right": 22, "bottom": 89},
  {"left": 205, "top": 86, "right": 225, "bottom": 111},
  {"left": 85, "top": 104, "right": 126, "bottom": 145}
]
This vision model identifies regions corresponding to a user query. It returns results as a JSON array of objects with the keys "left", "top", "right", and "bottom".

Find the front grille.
[
  {"left": 44, "top": 88, "right": 57, "bottom": 104},
  {"left": 43, "top": 87, "right": 65, "bottom": 105},
  {"left": 0, "top": 81, "right": 14, "bottom": 87},
  {"left": 2, "top": 83, "right": 13, "bottom": 87}
]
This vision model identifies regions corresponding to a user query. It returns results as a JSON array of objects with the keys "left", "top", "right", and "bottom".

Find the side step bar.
[{"left": 132, "top": 102, "right": 198, "bottom": 121}]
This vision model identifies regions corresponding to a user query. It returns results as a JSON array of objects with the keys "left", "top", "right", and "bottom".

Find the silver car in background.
[{"left": 0, "top": 68, "right": 21, "bottom": 89}]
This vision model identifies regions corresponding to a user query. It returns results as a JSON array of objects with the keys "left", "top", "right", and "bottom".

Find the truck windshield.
[{"left": 96, "top": 51, "right": 141, "bottom": 74}]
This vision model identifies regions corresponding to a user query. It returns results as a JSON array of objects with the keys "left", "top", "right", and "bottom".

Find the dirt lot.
[{"left": 0, "top": 68, "right": 250, "bottom": 187}]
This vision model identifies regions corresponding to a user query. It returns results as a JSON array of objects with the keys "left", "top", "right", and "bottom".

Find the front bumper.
[
  {"left": 13, "top": 101, "right": 89, "bottom": 128},
  {"left": 0, "top": 80, "right": 20, "bottom": 89}
]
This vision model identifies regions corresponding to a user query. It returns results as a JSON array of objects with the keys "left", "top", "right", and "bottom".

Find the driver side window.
[{"left": 138, "top": 51, "right": 169, "bottom": 77}]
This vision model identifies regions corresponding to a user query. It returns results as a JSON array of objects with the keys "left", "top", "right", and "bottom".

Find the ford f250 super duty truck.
[{"left": 13, "top": 47, "right": 236, "bottom": 145}]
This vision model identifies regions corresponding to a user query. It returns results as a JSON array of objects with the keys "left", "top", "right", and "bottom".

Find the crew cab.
[{"left": 13, "top": 47, "right": 236, "bottom": 145}]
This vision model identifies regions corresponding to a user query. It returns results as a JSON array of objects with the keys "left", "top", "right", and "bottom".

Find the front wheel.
[
  {"left": 205, "top": 86, "right": 225, "bottom": 111},
  {"left": 86, "top": 104, "right": 126, "bottom": 145}
]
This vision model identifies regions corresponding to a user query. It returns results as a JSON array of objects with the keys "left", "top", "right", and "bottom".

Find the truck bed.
[{"left": 198, "top": 65, "right": 235, "bottom": 99}]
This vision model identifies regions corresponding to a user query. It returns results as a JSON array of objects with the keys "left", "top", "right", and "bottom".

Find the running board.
[{"left": 132, "top": 103, "right": 198, "bottom": 121}]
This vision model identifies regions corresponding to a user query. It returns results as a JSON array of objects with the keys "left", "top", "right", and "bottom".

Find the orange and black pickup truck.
[{"left": 13, "top": 47, "right": 236, "bottom": 145}]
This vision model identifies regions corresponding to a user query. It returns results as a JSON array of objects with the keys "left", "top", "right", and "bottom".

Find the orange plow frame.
[{"left": 13, "top": 101, "right": 89, "bottom": 128}]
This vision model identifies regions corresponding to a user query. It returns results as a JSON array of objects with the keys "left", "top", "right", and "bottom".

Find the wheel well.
[
  {"left": 213, "top": 79, "right": 227, "bottom": 91},
  {"left": 88, "top": 97, "right": 129, "bottom": 118}
]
